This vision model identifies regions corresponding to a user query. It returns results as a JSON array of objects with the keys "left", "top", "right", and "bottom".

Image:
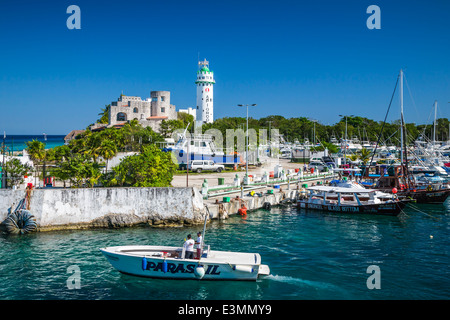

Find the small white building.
[{"left": 178, "top": 107, "right": 196, "bottom": 120}]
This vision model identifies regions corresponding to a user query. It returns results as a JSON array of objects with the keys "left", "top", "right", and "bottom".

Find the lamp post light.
[{"left": 238, "top": 104, "right": 256, "bottom": 184}]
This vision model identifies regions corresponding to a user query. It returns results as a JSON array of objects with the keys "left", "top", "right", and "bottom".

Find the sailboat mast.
[
  {"left": 400, "top": 69, "right": 404, "bottom": 165},
  {"left": 433, "top": 100, "right": 437, "bottom": 148}
]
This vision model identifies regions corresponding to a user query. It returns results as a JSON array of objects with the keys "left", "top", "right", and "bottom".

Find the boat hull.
[
  {"left": 100, "top": 246, "right": 269, "bottom": 281},
  {"left": 377, "top": 187, "right": 450, "bottom": 204},
  {"left": 296, "top": 200, "right": 408, "bottom": 216},
  {"left": 407, "top": 188, "right": 450, "bottom": 204}
]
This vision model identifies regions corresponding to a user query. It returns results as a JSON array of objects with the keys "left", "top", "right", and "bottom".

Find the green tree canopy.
[
  {"left": 109, "top": 144, "right": 177, "bottom": 187},
  {"left": 4, "top": 158, "right": 31, "bottom": 188}
]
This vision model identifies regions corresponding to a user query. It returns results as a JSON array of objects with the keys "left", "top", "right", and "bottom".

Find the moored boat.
[
  {"left": 297, "top": 186, "right": 410, "bottom": 216},
  {"left": 365, "top": 164, "right": 450, "bottom": 204}
]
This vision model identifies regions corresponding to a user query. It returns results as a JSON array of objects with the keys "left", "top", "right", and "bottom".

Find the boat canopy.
[
  {"left": 332, "top": 168, "right": 361, "bottom": 172},
  {"left": 307, "top": 186, "right": 376, "bottom": 193}
]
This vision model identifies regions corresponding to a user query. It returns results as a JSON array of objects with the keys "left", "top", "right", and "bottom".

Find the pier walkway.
[{"left": 173, "top": 159, "right": 338, "bottom": 219}]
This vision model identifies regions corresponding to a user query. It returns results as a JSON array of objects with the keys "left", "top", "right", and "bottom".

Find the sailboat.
[{"left": 367, "top": 70, "right": 450, "bottom": 203}]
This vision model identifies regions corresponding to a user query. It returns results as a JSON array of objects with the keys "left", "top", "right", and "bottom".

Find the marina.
[
  {"left": 1, "top": 202, "right": 449, "bottom": 300},
  {"left": 1, "top": 0, "right": 449, "bottom": 303}
]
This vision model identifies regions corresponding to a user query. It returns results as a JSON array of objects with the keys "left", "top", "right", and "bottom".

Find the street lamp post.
[{"left": 238, "top": 104, "right": 256, "bottom": 184}]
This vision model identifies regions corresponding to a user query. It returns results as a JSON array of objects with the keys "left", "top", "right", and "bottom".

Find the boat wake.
[{"left": 267, "top": 274, "right": 337, "bottom": 290}]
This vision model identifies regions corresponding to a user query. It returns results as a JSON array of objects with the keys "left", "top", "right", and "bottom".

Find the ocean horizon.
[{"left": 1, "top": 134, "right": 66, "bottom": 153}]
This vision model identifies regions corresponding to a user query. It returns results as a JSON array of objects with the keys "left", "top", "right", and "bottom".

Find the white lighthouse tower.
[{"left": 196, "top": 58, "right": 215, "bottom": 125}]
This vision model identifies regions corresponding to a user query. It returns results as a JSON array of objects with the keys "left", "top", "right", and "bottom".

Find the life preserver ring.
[{"left": 238, "top": 208, "right": 247, "bottom": 216}]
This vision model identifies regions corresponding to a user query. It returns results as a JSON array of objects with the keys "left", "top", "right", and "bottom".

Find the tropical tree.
[
  {"left": 310, "top": 141, "right": 339, "bottom": 154},
  {"left": 4, "top": 158, "right": 31, "bottom": 188},
  {"left": 109, "top": 144, "right": 177, "bottom": 187},
  {"left": 160, "top": 119, "right": 185, "bottom": 138},
  {"left": 177, "top": 112, "right": 195, "bottom": 132},
  {"left": 52, "top": 154, "right": 101, "bottom": 188},
  {"left": 50, "top": 162, "right": 72, "bottom": 188},
  {"left": 97, "top": 104, "right": 111, "bottom": 124},
  {"left": 122, "top": 119, "right": 144, "bottom": 151},
  {"left": 349, "top": 154, "right": 358, "bottom": 162},
  {"left": 53, "top": 145, "right": 71, "bottom": 162},
  {"left": 98, "top": 139, "right": 118, "bottom": 173},
  {"left": 26, "top": 139, "right": 46, "bottom": 186},
  {"left": 26, "top": 139, "right": 46, "bottom": 164},
  {"left": 358, "top": 148, "right": 372, "bottom": 165}
]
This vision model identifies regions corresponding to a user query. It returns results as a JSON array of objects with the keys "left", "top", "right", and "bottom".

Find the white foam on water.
[{"left": 267, "top": 274, "right": 337, "bottom": 290}]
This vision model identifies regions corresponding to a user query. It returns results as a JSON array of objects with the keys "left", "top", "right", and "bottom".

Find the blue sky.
[{"left": 0, "top": 0, "right": 449, "bottom": 134}]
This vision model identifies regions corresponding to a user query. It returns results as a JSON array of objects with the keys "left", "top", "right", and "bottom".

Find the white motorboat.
[
  {"left": 297, "top": 185, "right": 410, "bottom": 216},
  {"left": 100, "top": 245, "right": 270, "bottom": 281},
  {"left": 100, "top": 207, "right": 270, "bottom": 281}
]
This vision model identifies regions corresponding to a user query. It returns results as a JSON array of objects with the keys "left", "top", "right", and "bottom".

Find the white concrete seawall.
[
  {"left": 0, "top": 187, "right": 205, "bottom": 231},
  {"left": 205, "top": 189, "right": 298, "bottom": 219},
  {"left": 0, "top": 186, "right": 301, "bottom": 232}
]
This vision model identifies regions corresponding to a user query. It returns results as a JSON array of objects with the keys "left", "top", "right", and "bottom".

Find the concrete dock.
[
  {"left": 172, "top": 159, "right": 338, "bottom": 219},
  {"left": 0, "top": 159, "right": 337, "bottom": 232}
]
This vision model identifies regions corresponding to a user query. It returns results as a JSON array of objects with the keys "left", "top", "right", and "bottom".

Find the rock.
[{"left": 91, "top": 213, "right": 143, "bottom": 229}]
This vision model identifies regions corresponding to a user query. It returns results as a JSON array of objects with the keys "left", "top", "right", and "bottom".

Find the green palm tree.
[
  {"left": 358, "top": 148, "right": 372, "bottom": 165},
  {"left": 99, "top": 139, "right": 118, "bottom": 173},
  {"left": 26, "top": 140, "right": 46, "bottom": 162},
  {"left": 26, "top": 140, "right": 46, "bottom": 186}
]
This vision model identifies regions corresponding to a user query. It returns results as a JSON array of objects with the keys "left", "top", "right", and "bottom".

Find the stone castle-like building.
[
  {"left": 89, "top": 58, "right": 214, "bottom": 133},
  {"left": 91, "top": 91, "right": 178, "bottom": 132}
]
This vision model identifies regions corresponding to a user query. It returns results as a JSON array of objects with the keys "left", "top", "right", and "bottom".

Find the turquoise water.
[
  {"left": 0, "top": 202, "right": 449, "bottom": 300},
  {"left": 1, "top": 135, "right": 65, "bottom": 153}
]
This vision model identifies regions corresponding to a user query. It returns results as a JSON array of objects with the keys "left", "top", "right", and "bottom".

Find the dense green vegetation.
[
  {"left": 200, "top": 115, "right": 450, "bottom": 147},
  {"left": 104, "top": 144, "right": 177, "bottom": 187},
  {"left": 2, "top": 158, "right": 31, "bottom": 188},
  {"left": 21, "top": 108, "right": 448, "bottom": 189},
  {"left": 26, "top": 120, "right": 174, "bottom": 188}
]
